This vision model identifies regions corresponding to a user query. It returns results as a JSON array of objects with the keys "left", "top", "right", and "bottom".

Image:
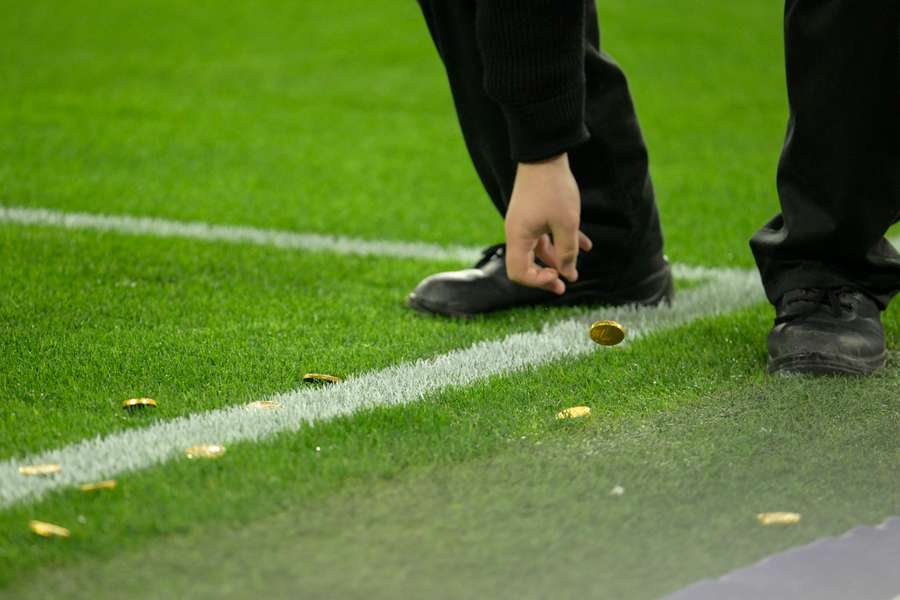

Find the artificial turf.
[{"left": 2, "top": 0, "right": 899, "bottom": 597}]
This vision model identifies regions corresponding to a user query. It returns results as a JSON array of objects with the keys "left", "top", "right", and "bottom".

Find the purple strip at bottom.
[{"left": 662, "top": 517, "right": 900, "bottom": 600}]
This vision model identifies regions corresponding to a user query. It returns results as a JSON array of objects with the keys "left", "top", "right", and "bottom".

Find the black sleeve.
[{"left": 475, "top": 0, "right": 590, "bottom": 162}]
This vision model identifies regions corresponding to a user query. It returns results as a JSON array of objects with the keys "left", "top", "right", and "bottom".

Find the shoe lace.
[
  {"left": 774, "top": 287, "right": 855, "bottom": 326},
  {"left": 475, "top": 243, "right": 506, "bottom": 268}
]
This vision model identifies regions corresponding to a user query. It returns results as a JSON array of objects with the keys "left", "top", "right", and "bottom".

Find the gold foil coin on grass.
[
  {"left": 79, "top": 480, "right": 117, "bottom": 492},
  {"left": 248, "top": 400, "right": 281, "bottom": 410},
  {"left": 29, "top": 520, "right": 70, "bottom": 538},
  {"left": 302, "top": 373, "right": 342, "bottom": 385},
  {"left": 185, "top": 444, "right": 226, "bottom": 460},
  {"left": 556, "top": 406, "right": 591, "bottom": 420},
  {"left": 122, "top": 398, "right": 158, "bottom": 410},
  {"left": 757, "top": 512, "right": 801, "bottom": 526},
  {"left": 590, "top": 320, "right": 626, "bottom": 346},
  {"left": 18, "top": 464, "right": 61, "bottom": 476}
]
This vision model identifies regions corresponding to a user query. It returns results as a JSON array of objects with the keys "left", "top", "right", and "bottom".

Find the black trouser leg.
[
  {"left": 750, "top": 0, "right": 900, "bottom": 308},
  {"left": 417, "top": 0, "right": 665, "bottom": 283}
]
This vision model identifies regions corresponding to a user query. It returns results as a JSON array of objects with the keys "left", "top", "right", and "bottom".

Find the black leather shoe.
[
  {"left": 407, "top": 244, "right": 673, "bottom": 317},
  {"left": 767, "top": 287, "right": 886, "bottom": 375}
]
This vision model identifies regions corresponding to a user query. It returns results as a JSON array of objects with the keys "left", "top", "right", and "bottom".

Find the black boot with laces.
[
  {"left": 406, "top": 243, "right": 673, "bottom": 317},
  {"left": 767, "top": 287, "right": 886, "bottom": 375}
]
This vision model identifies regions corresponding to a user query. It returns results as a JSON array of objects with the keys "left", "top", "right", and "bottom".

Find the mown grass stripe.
[{"left": 0, "top": 270, "right": 762, "bottom": 509}]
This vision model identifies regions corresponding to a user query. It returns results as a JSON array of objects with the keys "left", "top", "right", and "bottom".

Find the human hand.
[{"left": 504, "top": 153, "right": 593, "bottom": 295}]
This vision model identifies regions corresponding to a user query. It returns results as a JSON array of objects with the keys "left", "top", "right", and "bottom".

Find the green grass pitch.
[{"left": 1, "top": 0, "right": 899, "bottom": 598}]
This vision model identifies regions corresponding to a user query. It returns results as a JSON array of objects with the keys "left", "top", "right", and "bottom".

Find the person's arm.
[
  {"left": 475, "top": 0, "right": 589, "bottom": 162},
  {"left": 475, "top": 1, "right": 592, "bottom": 293}
]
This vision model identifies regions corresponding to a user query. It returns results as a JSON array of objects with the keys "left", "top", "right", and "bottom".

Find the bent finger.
[
  {"left": 504, "top": 234, "right": 539, "bottom": 286},
  {"left": 535, "top": 234, "right": 560, "bottom": 270},
  {"left": 528, "top": 265, "right": 566, "bottom": 295},
  {"left": 578, "top": 231, "right": 593, "bottom": 253},
  {"left": 550, "top": 224, "right": 580, "bottom": 282},
  {"left": 506, "top": 236, "right": 565, "bottom": 294}
]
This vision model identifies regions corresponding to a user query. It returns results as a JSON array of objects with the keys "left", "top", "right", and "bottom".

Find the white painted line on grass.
[
  {"left": 0, "top": 205, "right": 482, "bottom": 264},
  {"left": 0, "top": 204, "right": 734, "bottom": 281},
  {"left": 0, "top": 269, "right": 763, "bottom": 509}
]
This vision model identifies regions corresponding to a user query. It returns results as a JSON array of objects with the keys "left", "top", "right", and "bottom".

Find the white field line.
[
  {"left": 0, "top": 269, "right": 763, "bottom": 509},
  {"left": 0, "top": 205, "right": 481, "bottom": 264},
  {"left": 0, "top": 204, "right": 730, "bottom": 281}
]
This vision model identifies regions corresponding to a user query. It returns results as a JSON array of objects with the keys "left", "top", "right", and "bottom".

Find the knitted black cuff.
[{"left": 500, "top": 86, "right": 590, "bottom": 162}]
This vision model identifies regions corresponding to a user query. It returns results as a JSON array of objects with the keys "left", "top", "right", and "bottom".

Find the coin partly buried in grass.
[
  {"left": 185, "top": 444, "right": 226, "bottom": 460},
  {"left": 757, "top": 512, "right": 801, "bottom": 526},
  {"left": 248, "top": 400, "right": 281, "bottom": 410},
  {"left": 302, "top": 373, "right": 342, "bottom": 385},
  {"left": 29, "top": 520, "right": 70, "bottom": 538},
  {"left": 79, "top": 480, "right": 117, "bottom": 492},
  {"left": 590, "top": 320, "right": 626, "bottom": 346},
  {"left": 18, "top": 464, "right": 61, "bottom": 476},
  {"left": 556, "top": 406, "right": 591, "bottom": 420},
  {"left": 122, "top": 398, "right": 158, "bottom": 410}
]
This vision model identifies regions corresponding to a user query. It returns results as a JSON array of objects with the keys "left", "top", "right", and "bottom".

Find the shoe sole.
[
  {"left": 407, "top": 265, "right": 674, "bottom": 319},
  {"left": 767, "top": 351, "right": 886, "bottom": 376}
]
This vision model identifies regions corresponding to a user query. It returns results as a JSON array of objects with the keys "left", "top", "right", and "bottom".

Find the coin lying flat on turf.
[
  {"left": 757, "top": 512, "right": 801, "bottom": 526},
  {"left": 185, "top": 444, "right": 226, "bottom": 460},
  {"left": 122, "top": 398, "right": 158, "bottom": 410},
  {"left": 79, "top": 480, "right": 117, "bottom": 492},
  {"left": 302, "top": 373, "right": 342, "bottom": 384},
  {"left": 556, "top": 406, "right": 591, "bottom": 420},
  {"left": 248, "top": 400, "right": 281, "bottom": 410},
  {"left": 590, "top": 320, "right": 626, "bottom": 346},
  {"left": 18, "top": 464, "right": 61, "bottom": 476},
  {"left": 29, "top": 520, "right": 70, "bottom": 538}
]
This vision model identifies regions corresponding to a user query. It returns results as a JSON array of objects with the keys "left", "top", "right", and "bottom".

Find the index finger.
[
  {"left": 505, "top": 235, "right": 565, "bottom": 295},
  {"left": 549, "top": 223, "right": 580, "bottom": 283}
]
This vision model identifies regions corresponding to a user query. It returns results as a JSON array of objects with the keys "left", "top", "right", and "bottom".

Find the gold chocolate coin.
[
  {"left": 248, "top": 400, "right": 281, "bottom": 410},
  {"left": 756, "top": 512, "right": 801, "bottom": 526},
  {"left": 122, "top": 398, "right": 158, "bottom": 410},
  {"left": 302, "top": 373, "right": 342, "bottom": 385},
  {"left": 18, "top": 464, "right": 61, "bottom": 476},
  {"left": 556, "top": 406, "right": 591, "bottom": 420},
  {"left": 185, "top": 444, "right": 226, "bottom": 460},
  {"left": 590, "top": 320, "right": 626, "bottom": 346},
  {"left": 79, "top": 480, "right": 117, "bottom": 492},
  {"left": 29, "top": 520, "right": 70, "bottom": 538}
]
